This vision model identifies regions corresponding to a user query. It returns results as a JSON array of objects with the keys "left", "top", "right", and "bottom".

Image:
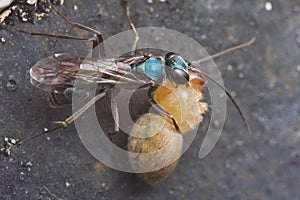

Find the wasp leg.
[
  {"left": 125, "top": 81, "right": 182, "bottom": 133},
  {"left": 147, "top": 88, "right": 182, "bottom": 133},
  {"left": 17, "top": 92, "right": 107, "bottom": 147},
  {"left": 1, "top": 1, "right": 105, "bottom": 58},
  {"left": 47, "top": 0, "right": 105, "bottom": 58},
  {"left": 108, "top": 98, "right": 120, "bottom": 141},
  {"left": 120, "top": 0, "right": 139, "bottom": 55},
  {"left": 57, "top": 92, "right": 107, "bottom": 126},
  {"left": 1, "top": 24, "right": 91, "bottom": 42},
  {"left": 148, "top": 97, "right": 182, "bottom": 133}
]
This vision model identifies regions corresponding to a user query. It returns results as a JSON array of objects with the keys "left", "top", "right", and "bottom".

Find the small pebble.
[
  {"left": 265, "top": 2, "right": 272, "bottom": 11},
  {"left": 227, "top": 64, "right": 233, "bottom": 70},
  {"left": 26, "top": 161, "right": 33, "bottom": 166},
  {"left": 73, "top": 5, "right": 78, "bottom": 10},
  {"left": 6, "top": 79, "right": 17, "bottom": 91},
  {"left": 11, "top": 139, "right": 16, "bottom": 144},
  {"left": 65, "top": 181, "right": 71, "bottom": 187},
  {"left": 238, "top": 72, "right": 245, "bottom": 79},
  {"left": 26, "top": 0, "right": 37, "bottom": 6}
]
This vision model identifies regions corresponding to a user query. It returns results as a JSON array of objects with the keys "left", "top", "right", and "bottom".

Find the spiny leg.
[
  {"left": 0, "top": 24, "right": 92, "bottom": 42},
  {"left": 108, "top": 81, "right": 155, "bottom": 140},
  {"left": 16, "top": 92, "right": 107, "bottom": 148},
  {"left": 147, "top": 87, "right": 182, "bottom": 133},
  {"left": 1, "top": 1, "right": 106, "bottom": 58},
  {"left": 120, "top": 0, "right": 139, "bottom": 55},
  {"left": 47, "top": 0, "right": 106, "bottom": 58},
  {"left": 108, "top": 98, "right": 120, "bottom": 141}
]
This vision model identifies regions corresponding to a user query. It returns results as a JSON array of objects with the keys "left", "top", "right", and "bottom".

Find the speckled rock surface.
[{"left": 0, "top": 0, "right": 299, "bottom": 199}]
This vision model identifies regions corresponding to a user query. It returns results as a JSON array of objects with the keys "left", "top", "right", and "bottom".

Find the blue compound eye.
[{"left": 165, "top": 52, "right": 189, "bottom": 85}]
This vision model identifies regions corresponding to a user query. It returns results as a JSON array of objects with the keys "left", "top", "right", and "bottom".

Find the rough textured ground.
[{"left": 0, "top": 0, "right": 300, "bottom": 199}]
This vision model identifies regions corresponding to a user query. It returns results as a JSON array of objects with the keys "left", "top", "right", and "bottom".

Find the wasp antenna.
[
  {"left": 192, "top": 37, "right": 256, "bottom": 65},
  {"left": 189, "top": 68, "right": 252, "bottom": 134}
]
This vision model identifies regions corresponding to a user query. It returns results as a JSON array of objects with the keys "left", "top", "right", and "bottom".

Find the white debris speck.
[
  {"left": 265, "top": 2, "right": 272, "bottom": 11},
  {"left": 296, "top": 65, "right": 300, "bottom": 72},
  {"left": 148, "top": 7, "right": 154, "bottom": 13},
  {"left": 73, "top": 5, "right": 78, "bottom": 10},
  {"left": 231, "top": 91, "right": 237, "bottom": 97},
  {"left": 1, "top": 37, "right": 5, "bottom": 43},
  {"left": 21, "top": 17, "right": 28, "bottom": 22},
  {"left": 160, "top": 0, "right": 166, "bottom": 2},
  {"left": 26, "top": 0, "right": 38, "bottom": 6},
  {"left": 147, "top": 0, "right": 153, "bottom": 4},
  {"left": 65, "top": 181, "right": 71, "bottom": 187},
  {"left": 227, "top": 64, "right": 233, "bottom": 70},
  {"left": 238, "top": 72, "right": 245, "bottom": 79},
  {"left": 46, "top": 137, "right": 50, "bottom": 141},
  {"left": 200, "top": 34, "right": 207, "bottom": 39},
  {"left": 44, "top": 128, "right": 48, "bottom": 132},
  {"left": 60, "top": 0, "right": 64, "bottom": 5},
  {"left": 26, "top": 161, "right": 33, "bottom": 167},
  {"left": 4, "top": 137, "right": 8, "bottom": 142},
  {"left": 10, "top": 138, "right": 16, "bottom": 144}
]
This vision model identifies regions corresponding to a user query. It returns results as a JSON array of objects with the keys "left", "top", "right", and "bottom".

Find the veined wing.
[{"left": 30, "top": 53, "right": 149, "bottom": 92}]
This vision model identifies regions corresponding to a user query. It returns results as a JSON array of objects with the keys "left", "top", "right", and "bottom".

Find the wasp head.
[{"left": 165, "top": 52, "right": 190, "bottom": 86}]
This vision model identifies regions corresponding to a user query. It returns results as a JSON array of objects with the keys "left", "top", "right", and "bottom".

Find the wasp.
[{"left": 1, "top": 0, "right": 254, "bottom": 184}]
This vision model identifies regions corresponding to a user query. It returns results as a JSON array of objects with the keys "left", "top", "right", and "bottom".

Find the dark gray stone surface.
[{"left": 0, "top": 0, "right": 299, "bottom": 199}]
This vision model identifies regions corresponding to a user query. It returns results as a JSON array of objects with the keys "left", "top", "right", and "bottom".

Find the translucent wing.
[{"left": 30, "top": 53, "right": 149, "bottom": 92}]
